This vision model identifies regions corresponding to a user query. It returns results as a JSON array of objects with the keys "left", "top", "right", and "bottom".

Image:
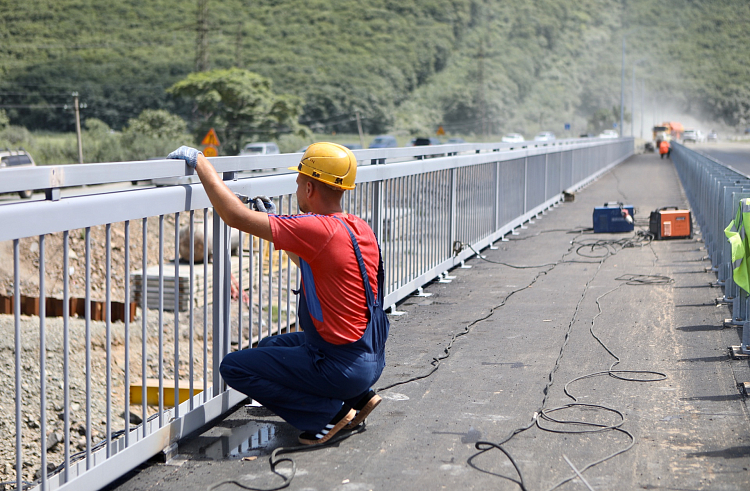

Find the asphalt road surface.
[{"left": 691, "top": 142, "right": 750, "bottom": 175}]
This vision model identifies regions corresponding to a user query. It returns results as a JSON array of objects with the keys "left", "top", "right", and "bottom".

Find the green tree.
[
  {"left": 124, "top": 109, "right": 187, "bottom": 140},
  {"left": 168, "top": 68, "right": 310, "bottom": 155}
]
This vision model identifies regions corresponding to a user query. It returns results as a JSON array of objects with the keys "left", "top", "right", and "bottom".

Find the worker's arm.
[{"left": 168, "top": 146, "right": 273, "bottom": 242}]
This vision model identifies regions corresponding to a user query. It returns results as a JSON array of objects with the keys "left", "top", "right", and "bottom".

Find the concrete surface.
[{"left": 105, "top": 153, "right": 750, "bottom": 491}]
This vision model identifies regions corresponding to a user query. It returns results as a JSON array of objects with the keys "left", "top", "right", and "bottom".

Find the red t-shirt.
[{"left": 269, "top": 213, "right": 380, "bottom": 345}]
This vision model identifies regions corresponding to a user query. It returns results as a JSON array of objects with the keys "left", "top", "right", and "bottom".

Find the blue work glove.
[
  {"left": 167, "top": 145, "right": 203, "bottom": 168},
  {"left": 252, "top": 196, "right": 277, "bottom": 214}
]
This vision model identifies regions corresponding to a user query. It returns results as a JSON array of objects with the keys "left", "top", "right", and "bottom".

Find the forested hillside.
[{"left": 0, "top": 0, "right": 748, "bottom": 141}]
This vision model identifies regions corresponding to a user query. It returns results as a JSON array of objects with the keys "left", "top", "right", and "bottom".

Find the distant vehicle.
[
  {"left": 446, "top": 137, "right": 466, "bottom": 144},
  {"left": 599, "top": 129, "right": 618, "bottom": 139},
  {"left": 368, "top": 135, "right": 398, "bottom": 148},
  {"left": 707, "top": 131, "right": 719, "bottom": 142},
  {"left": 341, "top": 143, "right": 362, "bottom": 150},
  {"left": 409, "top": 137, "right": 442, "bottom": 146},
  {"left": 240, "top": 142, "right": 280, "bottom": 156},
  {"left": 682, "top": 129, "right": 702, "bottom": 143},
  {"left": 502, "top": 133, "right": 525, "bottom": 143},
  {"left": 579, "top": 133, "right": 596, "bottom": 138},
  {"left": 0, "top": 149, "right": 36, "bottom": 198},
  {"left": 534, "top": 131, "right": 556, "bottom": 142}
]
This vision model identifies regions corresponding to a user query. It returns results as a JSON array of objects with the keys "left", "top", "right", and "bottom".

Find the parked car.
[
  {"left": 446, "top": 137, "right": 466, "bottom": 144},
  {"left": 0, "top": 149, "right": 36, "bottom": 198},
  {"left": 534, "top": 131, "right": 556, "bottom": 142},
  {"left": 368, "top": 135, "right": 398, "bottom": 148},
  {"left": 409, "top": 137, "right": 442, "bottom": 146},
  {"left": 707, "top": 131, "right": 719, "bottom": 142},
  {"left": 502, "top": 133, "right": 525, "bottom": 143},
  {"left": 682, "top": 129, "right": 702, "bottom": 143},
  {"left": 599, "top": 129, "right": 618, "bottom": 139},
  {"left": 239, "top": 142, "right": 280, "bottom": 156}
]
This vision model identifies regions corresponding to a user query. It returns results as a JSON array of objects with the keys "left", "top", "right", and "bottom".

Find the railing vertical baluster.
[
  {"left": 106, "top": 223, "right": 112, "bottom": 456},
  {"left": 174, "top": 212, "right": 180, "bottom": 416},
  {"left": 14, "top": 238, "right": 22, "bottom": 491},
  {"left": 85, "top": 227, "right": 92, "bottom": 468},
  {"left": 189, "top": 211, "right": 195, "bottom": 409},
  {"left": 239, "top": 229, "right": 244, "bottom": 349},
  {"left": 39, "top": 234, "right": 47, "bottom": 489},
  {"left": 141, "top": 218, "right": 148, "bottom": 438},
  {"left": 158, "top": 215, "right": 164, "bottom": 426},
  {"left": 203, "top": 210, "right": 208, "bottom": 397},
  {"left": 124, "top": 222, "right": 130, "bottom": 445},
  {"left": 63, "top": 230, "right": 71, "bottom": 482}
]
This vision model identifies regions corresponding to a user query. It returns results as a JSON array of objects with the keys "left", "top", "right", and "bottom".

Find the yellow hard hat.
[{"left": 289, "top": 142, "right": 357, "bottom": 190}]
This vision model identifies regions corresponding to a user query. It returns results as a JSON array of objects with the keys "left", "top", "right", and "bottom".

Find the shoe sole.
[
  {"left": 298, "top": 408, "right": 356, "bottom": 445},
  {"left": 344, "top": 394, "right": 382, "bottom": 429}
]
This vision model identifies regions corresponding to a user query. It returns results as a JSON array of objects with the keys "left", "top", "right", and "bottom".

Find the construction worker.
[
  {"left": 167, "top": 142, "right": 389, "bottom": 445},
  {"left": 659, "top": 139, "right": 670, "bottom": 159}
]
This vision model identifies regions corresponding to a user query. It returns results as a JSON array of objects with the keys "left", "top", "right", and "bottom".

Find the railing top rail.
[{"left": 0, "top": 138, "right": 632, "bottom": 195}]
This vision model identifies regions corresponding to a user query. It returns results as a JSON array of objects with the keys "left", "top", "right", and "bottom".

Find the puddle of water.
[{"left": 201, "top": 421, "right": 281, "bottom": 460}]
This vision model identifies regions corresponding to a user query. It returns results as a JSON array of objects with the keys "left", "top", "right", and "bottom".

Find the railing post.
[
  {"left": 372, "top": 180, "right": 384, "bottom": 243},
  {"left": 212, "top": 173, "right": 234, "bottom": 396},
  {"left": 523, "top": 155, "right": 528, "bottom": 213},
  {"left": 450, "top": 167, "right": 458, "bottom": 255}
]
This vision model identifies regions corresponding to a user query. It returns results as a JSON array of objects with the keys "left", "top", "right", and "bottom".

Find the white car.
[
  {"left": 240, "top": 142, "right": 280, "bottom": 156},
  {"left": 599, "top": 129, "right": 618, "bottom": 139},
  {"left": 502, "top": 133, "right": 525, "bottom": 143},
  {"left": 0, "top": 149, "right": 36, "bottom": 198},
  {"left": 534, "top": 131, "right": 556, "bottom": 142}
]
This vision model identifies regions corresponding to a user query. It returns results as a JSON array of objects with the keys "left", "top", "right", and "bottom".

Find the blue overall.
[{"left": 219, "top": 217, "right": 389, "bottom": 432}]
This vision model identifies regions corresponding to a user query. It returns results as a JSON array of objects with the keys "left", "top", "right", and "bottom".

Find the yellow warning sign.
[
  {"left": 201, "top": 128, "right": 220, "bottom": 146},
  {"left": 436, "top": 126, "right": 445, "bottom": 136},
  {"left": 203, "top": 146, "right": 218, "bottom": 157}
]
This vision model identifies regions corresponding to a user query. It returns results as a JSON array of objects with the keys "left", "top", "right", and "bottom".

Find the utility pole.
[
  {"left": 641, "top": 79, "right": 644, "bottom": 140},
  {"left": 631, "top": 65, "right": 636, "bottom": 137},
  {"left": 355, "top": 111, "right": 365, "bottom": 149},
  {"left": 196, "top": 0, "right": 209, "bottom": 72},
  {"left": 72, "top": 92, "right": 83, "bottom": 165},
  {"left": 477, "top": 40, "right": 486, "bottom": 137},
  {"left": 620, "top": 37, "right": 625, "bottom": 138}
]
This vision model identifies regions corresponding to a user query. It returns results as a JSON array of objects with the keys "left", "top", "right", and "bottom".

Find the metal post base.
[
  {"left": 388, "top": 304, "right": 406, "bottom": 316},
  {"left": 460, "top": 260, "right": 472, "bottom": 269},
  {"left": 413, "top": 287, "right": 432, "bottom": 298},
  {"left": 738, "top": 382, "right": 750, "bottom": 397},
  {"left": 716, "top": 297, "right": 733, "bottom": 305},
  {"left": 724, "top": 318, "right": 744, "bottom": 328},
  {"left": 729, "top": 345, "right": 750, "bottom": 359}
]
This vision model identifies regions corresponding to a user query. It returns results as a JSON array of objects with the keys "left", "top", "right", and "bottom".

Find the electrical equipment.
[
  {"left": 593, "top": 202, "right": 635, "bottom": 233},
  {"left": 649, "top": 207, "right": 692, "bottom": 240}
]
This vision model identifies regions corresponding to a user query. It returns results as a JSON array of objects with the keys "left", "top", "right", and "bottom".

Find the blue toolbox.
[{"left": 593, "top": 202, "right": 635, "bottom": 233}]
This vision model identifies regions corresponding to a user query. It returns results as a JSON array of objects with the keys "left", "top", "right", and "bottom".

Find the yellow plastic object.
[
  {"left": 289, "top": 142, "right": 357, "bottom": 190},
  {"left": 130, "top": 379, "right": 204, "bottom": 407}
]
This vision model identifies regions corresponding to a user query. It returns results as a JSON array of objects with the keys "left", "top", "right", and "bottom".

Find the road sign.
[
  {"left": 436, "top": 126, "right": 445, "bottom": 136},
  {"left": 203, "top": 146, "right": 218, "bottom": 157},
  {"left": 201, "top": 128, "right": 220, "bottom": 146},
  {"left": 564, "top": 123, "right": 571, "bottom": 131}
]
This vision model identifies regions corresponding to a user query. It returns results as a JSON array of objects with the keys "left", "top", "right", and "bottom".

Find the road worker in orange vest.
[{"left": 659, "top": 139, "right": 670, "bottom": 159}]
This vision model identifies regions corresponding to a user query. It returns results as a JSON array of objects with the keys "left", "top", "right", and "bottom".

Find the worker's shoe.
[
  {"left": 344, "top": 390, "right": 382, "bottom": 429},
  {"left": 298, "top": 406, "right": 356, "bottom": 445}
]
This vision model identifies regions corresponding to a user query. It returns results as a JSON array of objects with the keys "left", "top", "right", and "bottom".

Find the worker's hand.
[
  {"left": 167, "top": 146, "right": 203, "bottom": 168},
  {"left": 252, "top": 196, "right": 277, "bottom": 214}
]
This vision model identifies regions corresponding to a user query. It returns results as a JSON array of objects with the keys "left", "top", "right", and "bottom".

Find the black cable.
[
  {"left": 207, "top": 424, "right": 366, "bottom": 491},
  {"left": 400, "top": 228, "right": 671, "bottom": 490}
]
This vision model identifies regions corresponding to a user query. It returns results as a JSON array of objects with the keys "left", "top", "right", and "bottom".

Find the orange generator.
[{"left": 649, "top": 207, "right": 692, "bottom": 240}]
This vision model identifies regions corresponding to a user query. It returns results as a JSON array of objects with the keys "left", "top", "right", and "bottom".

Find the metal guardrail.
[
  {"left": 0, "top": 137, "right": 633, "bottom": 491},
  {"left": 671, "top": 142, "right": 750, "bottom": 353}
]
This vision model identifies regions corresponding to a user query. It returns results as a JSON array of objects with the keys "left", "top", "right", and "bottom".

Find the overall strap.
[{"left": 333, "top": 216, "right": 379, "bottom": 307}]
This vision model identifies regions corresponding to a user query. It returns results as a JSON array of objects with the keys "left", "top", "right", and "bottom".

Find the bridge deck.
[{"left": 105, "top": 153, "right": 750, "bottom": 491}]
